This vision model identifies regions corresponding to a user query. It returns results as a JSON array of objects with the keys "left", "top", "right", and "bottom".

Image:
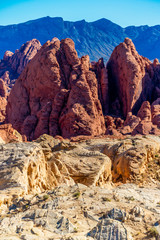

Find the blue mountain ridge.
[{"left": 0, "top": 16, "right": 159, "bottom": 62}]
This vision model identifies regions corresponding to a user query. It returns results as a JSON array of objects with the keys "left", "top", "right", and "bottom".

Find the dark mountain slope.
[{"left": 0, "top": 16, "right": 160, "bottom": 61}]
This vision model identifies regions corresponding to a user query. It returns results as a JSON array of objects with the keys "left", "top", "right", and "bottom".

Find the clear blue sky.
[{"left": 0, "top": 0, "right": 160, "bottom": 27}]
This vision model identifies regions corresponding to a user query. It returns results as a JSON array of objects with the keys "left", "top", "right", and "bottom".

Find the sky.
[{"left": 0, "top": 0, "right": 160, "bottom": 27}]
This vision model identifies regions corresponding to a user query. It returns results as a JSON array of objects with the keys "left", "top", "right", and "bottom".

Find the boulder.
[
  {"left": 121, "top": 112, "right": 140, "bottom": 135},
  {"left": 132, "top": 101, "right": 157, "bottom": 135}
]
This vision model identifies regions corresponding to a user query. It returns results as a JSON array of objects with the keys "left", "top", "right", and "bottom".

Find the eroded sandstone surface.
[{"left": 0, "top": 135, "right": 159, "bottom": 239}]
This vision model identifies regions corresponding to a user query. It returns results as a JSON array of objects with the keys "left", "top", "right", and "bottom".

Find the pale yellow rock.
[
  {"left": 0, "top": 142, "right": 74, "bottom": 207},
  {"left": 36, "top": 134, "right": 112, "bottom": 186},
  {"left": 50, "top": 146, "right": 112, "bottom": 186},
  {"left": 0, "top": 135, "right": 159, "bottom": 239},
  {"left": 0, "top": 136, "right": 5, "bottom": 144},
  {"left": 79, "top": 135, "right": 160, "bottom": 183},
  {"left": 102, "top": 135, "right": 160, "bottom": 182},
  {"left": 0, "top": 135, "right": 112, "bottom": 208}
]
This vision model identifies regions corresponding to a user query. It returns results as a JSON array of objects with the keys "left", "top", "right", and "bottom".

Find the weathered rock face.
[
  {"left": 0, "top": 40, "right": 41, "bottom": 125},
  {"left": 91, "top": 58, "right": 109, "bottom": 115},
  {"left": 0, "top": 79, "right": 7, "bottom": 122},
  {"left": 1, "top": 134, "right": 160, "bottom": 202},
  {"left": 102, "top": 135, "right": 160, "bottom": 182},
  {"left": 0, "top": 39, "right": 41, "bottom": 91},
  {"left": 151, "top": 98, "right": 160, "bottom": 128},
  {"left": 6, "top": 38, "right": 106, "bottom": 139},
  {"left": 137, "top": 101, "right": 151, "bottom": 121},
  {"left": 0, "top": 78, "right": 7, "bottom": 98},
  {"left": 8, "top": 39, "right": 41, "bottom": 75},
  {"left": 107, "top": 38, "right": 153, "bottom": 117},
  {"left": 36, "top": 134, "right": 112, "bottom": 187},
  {"left": 0, "top": 143, "right": 50, "bottom": 197},
  {"left": 0, "top": 134, "right": 112, "bottom": 206}
]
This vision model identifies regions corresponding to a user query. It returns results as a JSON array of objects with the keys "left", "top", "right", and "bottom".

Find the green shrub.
[
  {"left": 102, "top": 197, "right": 111, "bottom": 202},
  {"left": 73, "top": 192, "right": 81, "bottom": 199},
  {"left": 43, "top": 194, "right": 49, "bottom": 200},
  {"left": 148, "top": 227, "right": 159, "bottom": 237}
]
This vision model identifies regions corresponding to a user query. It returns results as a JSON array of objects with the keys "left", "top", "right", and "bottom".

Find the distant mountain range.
[{"left": 0, "top": 16, "right": 160, "bottom": 62}]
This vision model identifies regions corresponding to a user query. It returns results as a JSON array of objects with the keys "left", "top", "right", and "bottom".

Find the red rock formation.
[
  {"left": 0, "top": 79, "right": 7, "bottom": 98},
  {"left": 8, "top": 39, "right": 41, "bottom": 75},
  {"left": 0, "top": 97, "right": 7, "bottom": 123},
  {"left": 121, "top": 112, "right": 140, "bottom": 135},
  {"left": 104, "top": 115, "right": 124, "bottom": 129},
  {"left": 0, "top": 79, "right": 7, "bottom": 122},
  {"left": 6, "top": 38, "right": 106, "bottom": 139},
  {"left": 107, "top": 38, "right": 153, "bottom": 117},
  {"left": 0, "top": 124, "right": 24, "bottom": 143},
  {"left": 91, "top": 58, "right": 109, "bottom": 115},
  {"left": 151, "top": 98, "right": 160, "bottom": 128},
  {"left": 4, "top": 37, "right": 160, "bottom": 138},
  {"left": 153, "top": 58, "right": 159, "bottom": 68},
  {"left": 105, "top": 116, "right": 115, "bottom": 128},
  {"left": 0, "top": 39, "right": 41, "bottom": 90},
  {"left": 105, "top": 38, "right": 160, "bottom": 136},
  {"left": 132, "top": 101, "right": 160, "bottom": 135},
  {"left": 137, "top": 101, "right": 151, "bottom": 121}
]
